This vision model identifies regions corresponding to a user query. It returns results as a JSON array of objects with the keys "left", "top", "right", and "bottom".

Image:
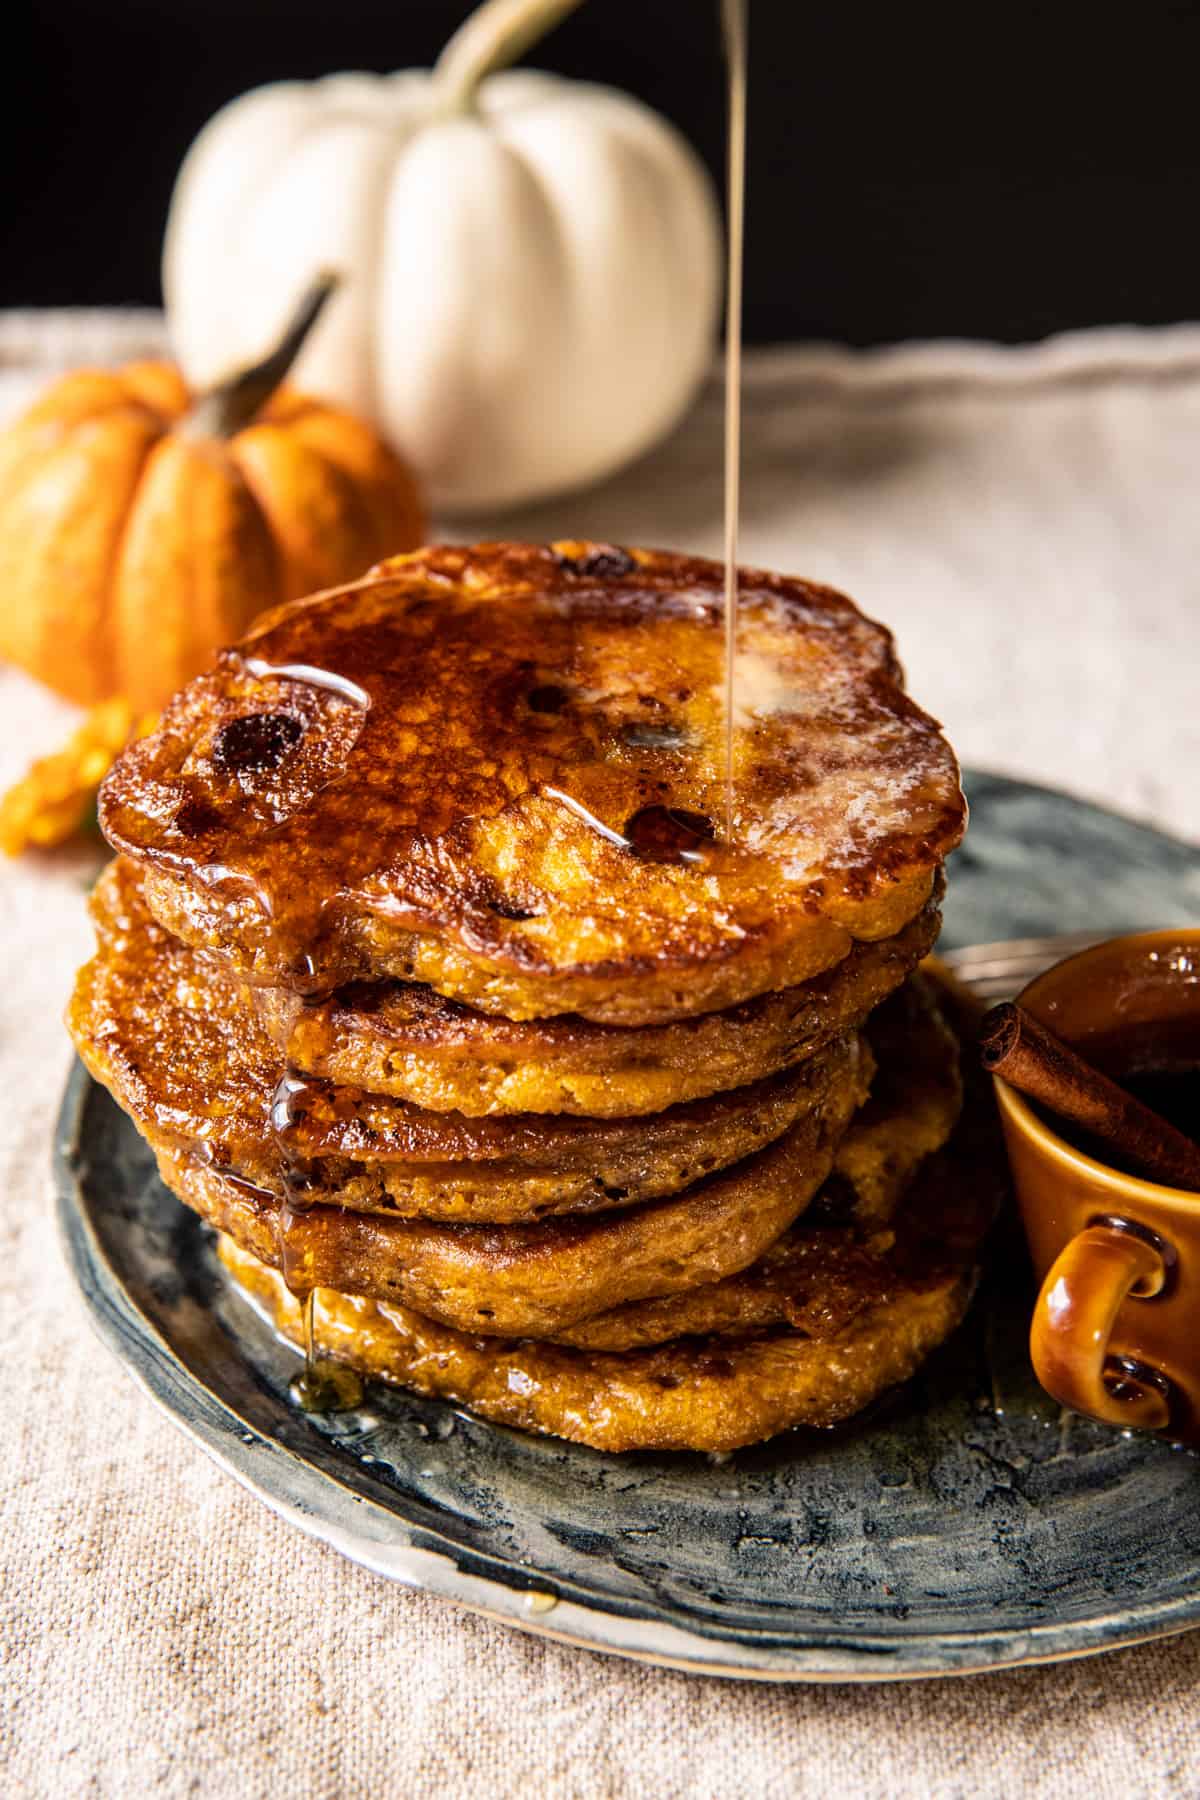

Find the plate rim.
[
  {"left": 55, "top": 768, "right": 1200, "bottom": 1682},
  {"left": 55, "top": 1057, "right": 1200, "bottom": 1683}
]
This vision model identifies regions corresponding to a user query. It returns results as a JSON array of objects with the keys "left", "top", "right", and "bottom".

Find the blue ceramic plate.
[{"left": 56, "top": 773, "right": 1200, "bottom": 1681}]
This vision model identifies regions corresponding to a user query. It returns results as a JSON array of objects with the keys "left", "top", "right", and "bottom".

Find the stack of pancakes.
[{"left": 70, "top": 542, "right": 995, "bottom": 1454}]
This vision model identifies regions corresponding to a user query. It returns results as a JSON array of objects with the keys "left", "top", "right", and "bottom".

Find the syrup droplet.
[
  {"left": 523, "top": 1591, "right": 560, "bottom": 1616},
  {"left": 543, "top": 787, "right": 631, "bottom": 851},
  {"left": 172, "top": 794, "right": 221, "bottom": 838},
  {"left": 271, "top": 1073, "right": 319, "bottom": 1286},
  {"left": 270, "top": 1081, "right": 362, "bottom": 1412},
  {"left": 289, "top": 1293, "right": 364, "bottom": 1417},
  {"left": 623, "top": 805, "right": 715, "bottom": 865},
  {"left": 212, "top": 711, "right": 303, "bottom": 775},
  {"left": 243, "top": 657, "right": 371, "bottom": 709},
  {"left": 270, "top": 1068, "right": 337, "bottom": 1218},
  {"left": 290, "top": 1365, "right": 364, "bottom": 1413},
  {"left": 270, "top": 1069, "right": 312, "bottom": 1139}
]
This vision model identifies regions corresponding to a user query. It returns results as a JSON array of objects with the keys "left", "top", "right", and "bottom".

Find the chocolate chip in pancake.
[{"left": 100, "top": 542, "right": 964, "bottom": 1023}]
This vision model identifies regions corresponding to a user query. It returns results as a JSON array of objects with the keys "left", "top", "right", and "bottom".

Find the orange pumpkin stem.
[{"left": 178, "top": 271, "right": 341, "bottom": 440}]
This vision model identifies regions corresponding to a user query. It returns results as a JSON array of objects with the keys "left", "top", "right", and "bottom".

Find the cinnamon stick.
[{"left": 980, "top": 1001, "right": 1200, "bottom": 1191}]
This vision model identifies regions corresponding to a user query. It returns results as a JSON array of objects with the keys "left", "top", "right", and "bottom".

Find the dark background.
[{"left": 9, "top": 0, "right": 1200, "bottom": 344}]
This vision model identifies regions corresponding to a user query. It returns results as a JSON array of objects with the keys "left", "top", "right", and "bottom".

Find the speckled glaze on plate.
[{"left": 56, "top": 773, "right": 1200, "bottom": 1681}]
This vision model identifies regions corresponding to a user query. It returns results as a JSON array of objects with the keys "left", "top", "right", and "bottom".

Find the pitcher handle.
[{"left": 1030, "top": 1220, "right": 1171, "bottom": 1431}]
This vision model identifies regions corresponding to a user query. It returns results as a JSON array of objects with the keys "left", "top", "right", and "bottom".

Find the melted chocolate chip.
[
  {"left": 211, "top": 711, "right": 303, "bottom": 775},
  {"left": 172, "top": 794, "right": 220, "bottom": 838},
  {"left": 527, "top": 685, "right": 568, "bottom": 714},
  {"left": 488, "top": 898, "right": 537, "bottom": 922},
  {"left": 623, "top": 804, "right": 715, "bottom": 865},
  {"left": 555, "top": 546, "right": 636, "bottom": 579}
]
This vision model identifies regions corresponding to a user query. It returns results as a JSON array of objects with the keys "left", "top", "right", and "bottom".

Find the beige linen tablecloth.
[{"left": 2, "top": 311, "right": 1198, "bottom": 1797}]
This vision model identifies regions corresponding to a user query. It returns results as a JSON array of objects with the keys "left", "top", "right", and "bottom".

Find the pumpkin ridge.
[
  {"left": 0, "top": 401, "right": 159, "bottom": 522},
  {"left": 110, "top": 433, "right": 200, "bottom": 706},
  {"left": 2, "top": 371, "right": 158, "bottom": 439},
  {"left": 204, "top": 443, "right": 287, "bottom": 662},
  {"left": 230, "top": 425, "right": 380, "bottom": 598},
  {"left": 97, "top": 426, "right": 166, "bottom": 699},
  {"left": 117, "top": 361, "right": 191, "bottom": 421},
  {"left": 110, "top": 434, "right": 281, "bottom": 710},
  {"left": 0, "top": 413, "right": 163, "bottom": 702},
  {"left": 281, "top": 407, "right": 424, "bottom": 557}
]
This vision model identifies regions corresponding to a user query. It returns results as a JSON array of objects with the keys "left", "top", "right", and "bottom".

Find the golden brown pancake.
[
  {"left": 69, "top": 858, "right": 863, "bottom": 1222},
  {"left": 99, "top": 542, "right": 965, "bottom": 1024},
  {"left": 216, "top": 1071, "right": 1002, "bottom": 1453},
  {"left": 809, "top": 969, "right": 962, "bottom": 1229},
  {"left": 247, "top": 881, "right": 942, "bottom": 1117},
  {"left": 157, "top": 1049, "right": 867, "bottom": 1338},
  {"left": 550, "top": 972, "right": 962, "bottom": 1350}
]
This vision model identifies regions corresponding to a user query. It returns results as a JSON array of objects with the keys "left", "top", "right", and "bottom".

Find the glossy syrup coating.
[
  {"left": 551, "top": 973, "right": 964, "bottom": 1350},
  {"left": 69, "top": 857, "right": 863, "bottom": 1223},
  {"left": 99, "top": 542, "right": 965, "bottom": 1024},
  {"left": 156, "top": 1058, "right": 866, "bottom": 1339},
  {"left": 813, "top": 968, "right": 963, "bottom": 1229},
  {"left": 248, "top": 878, "right": 944, "bottom": 1117},
  {"left": 215, "top": 1050, "right": 1003, "bottom": 1454}
]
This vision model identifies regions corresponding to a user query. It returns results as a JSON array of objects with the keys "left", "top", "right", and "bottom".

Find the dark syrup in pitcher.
[{"left": 1041, "top": 1016, "right": 1200, "bottom": 1176}]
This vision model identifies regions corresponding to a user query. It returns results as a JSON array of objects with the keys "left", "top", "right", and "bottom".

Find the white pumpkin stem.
[
  {"left": 434, "top": 0, "right": 587, "bottom": 114},
  {"left": 179, "top": 271, "right": 341, "bottom": 439}
]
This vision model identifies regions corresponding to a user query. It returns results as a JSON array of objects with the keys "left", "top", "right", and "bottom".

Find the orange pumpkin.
[{"left": 0, "top": 277, "right": 424, "bottom": 710}]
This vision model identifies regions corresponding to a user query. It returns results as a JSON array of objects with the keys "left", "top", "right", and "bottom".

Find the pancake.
[
  {"left": 258, "top": 1051, "right": 845, "bottom": 1222},
  {"left": 550, "top": 971, "right": 962, "bottom": 1351},
  {"left": 807, "top": 968, "right": 962, "bottom": 1229},
  {"left": 70, "top": 858, "right": 863, "bottom": 1222},
  {"left": 156, "top": 1047, "right": 868, "bottom": 1338},
  {"left": 216, "top": 1069, "right": 1002, "bottom": 1453},
  {"left": 248, "top": 881, "right": 942, "bottom": 1117},
  {"left": 99, "top": 542, "right": 965, "bottom": 1024}
]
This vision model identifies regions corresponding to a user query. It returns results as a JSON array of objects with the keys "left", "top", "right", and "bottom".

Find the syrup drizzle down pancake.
[
  {"left": 247, "top": 880, "right": 942, "bottom": 1117},
  {"left": 99, "top": 543, "right": 965, "bottom": 1023},
  {"left": 157, "top": 1049, "right": 866, "bottom": 1339},
  {"left": 217, "top": 1050, "right": 1001, "bottom": 1454},
  {"left": 70, "top": 857, "right": 864, "bottom": 1222}
]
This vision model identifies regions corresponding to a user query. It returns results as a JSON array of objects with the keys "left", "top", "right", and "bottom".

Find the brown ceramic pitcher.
[{"left": 993, "top": 930, "right": 1200, "bottom": 1443}]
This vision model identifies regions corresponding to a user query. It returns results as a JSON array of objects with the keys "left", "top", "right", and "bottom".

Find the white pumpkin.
[{"left": 163, "top": 0, "right": 722, "bottom": 512}]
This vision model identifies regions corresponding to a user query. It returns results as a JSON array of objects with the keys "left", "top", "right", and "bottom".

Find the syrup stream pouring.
[{"left": 720, "top": 0, "right": 748, "bottom": 841}]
